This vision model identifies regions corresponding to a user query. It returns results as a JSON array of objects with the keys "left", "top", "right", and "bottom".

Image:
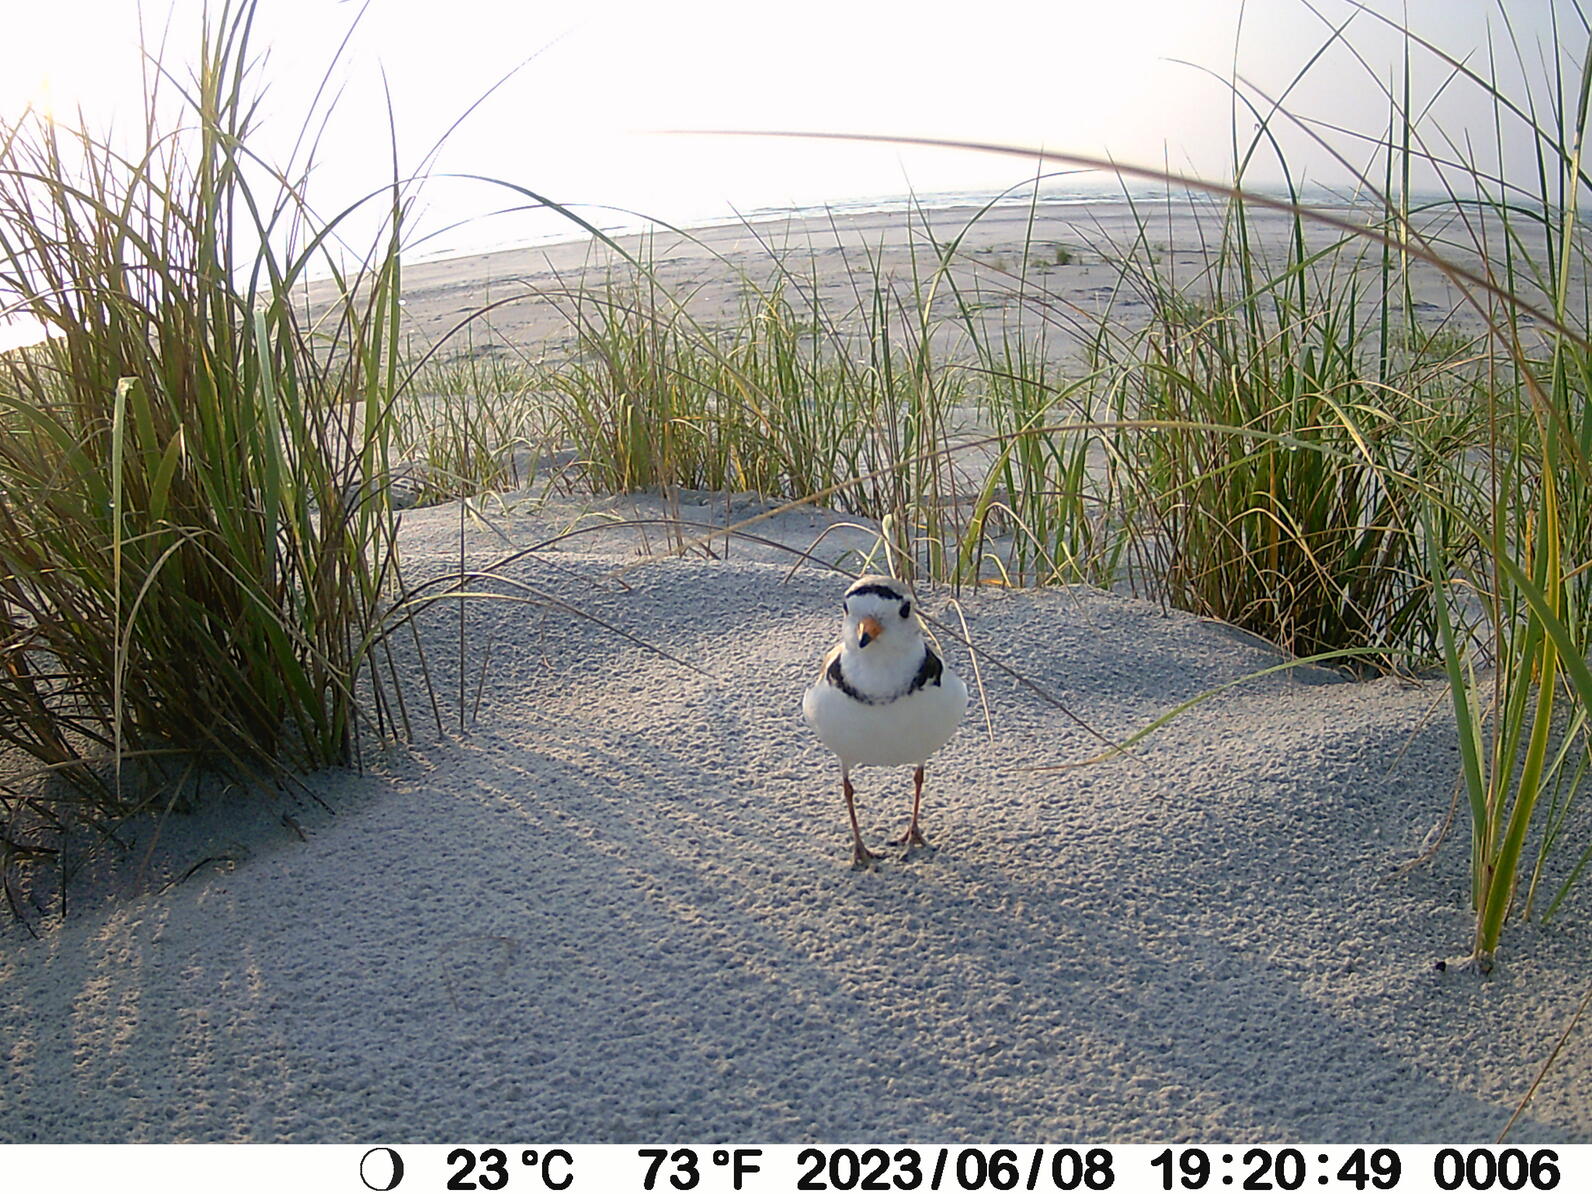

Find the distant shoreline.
[
  {"left": 340, "top": 191, "right": 1487, "bottom": 368},
  {"left": 382, "top": 177, "right": 1442, "bottom": 276}
]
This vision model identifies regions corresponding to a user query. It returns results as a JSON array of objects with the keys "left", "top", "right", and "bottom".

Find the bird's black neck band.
[{"left": 827, "top": 646, "right": 943, "bottom": 706}]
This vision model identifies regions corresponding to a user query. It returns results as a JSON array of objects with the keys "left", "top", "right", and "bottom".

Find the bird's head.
[{"left": 841, "top": 574, "right": 919, "bottom": 653}]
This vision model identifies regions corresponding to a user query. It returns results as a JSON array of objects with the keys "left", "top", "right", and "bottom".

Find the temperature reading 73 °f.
[{"left": 640, "top": 1148, "right": 765, "bottom": 1191}]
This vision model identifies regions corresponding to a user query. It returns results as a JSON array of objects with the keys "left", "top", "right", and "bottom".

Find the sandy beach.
[
  {"left": 336, "top": 196, "right": 1498, "bottom": 370},
  {"left": 3, "top": 199, "right": 1589, "bottom": 1143}
]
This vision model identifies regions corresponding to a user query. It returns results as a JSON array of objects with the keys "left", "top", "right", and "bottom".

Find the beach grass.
[
  {"left": 0, "top": 0, "right": 420, "bottom": 916},
  {"left": 394, "top": 342, "right": 548, "bottom": 505},
  {"left": 527, "top": 226, "right": 971, "bottom": 579}
]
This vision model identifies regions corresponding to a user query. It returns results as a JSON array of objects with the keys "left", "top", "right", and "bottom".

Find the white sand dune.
[{"left": 3, "top": 492, "right": 1589, "bottom": 1142}]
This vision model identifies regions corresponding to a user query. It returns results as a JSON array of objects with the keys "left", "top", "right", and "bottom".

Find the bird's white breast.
[{"left": 803, "top": 653, "right": 967, "bottom": 769}]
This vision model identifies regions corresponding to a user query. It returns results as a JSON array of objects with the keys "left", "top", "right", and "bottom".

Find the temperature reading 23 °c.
[{"left": 445, "top": 1148, "right": 574, "bottom": 1191}]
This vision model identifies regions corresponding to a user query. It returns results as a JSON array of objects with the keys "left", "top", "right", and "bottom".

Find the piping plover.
[{"left": 802, "top": 574, "right": 968, "bottom": 867}]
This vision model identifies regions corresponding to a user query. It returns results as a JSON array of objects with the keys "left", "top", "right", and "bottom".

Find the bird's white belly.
[{"left": 803, "top": 669, "right": 968, "bottom": 768}]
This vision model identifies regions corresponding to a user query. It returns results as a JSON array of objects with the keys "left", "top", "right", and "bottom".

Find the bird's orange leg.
[
  {"left": 893, "top": 765, "right": 930, "bottom": 851},
  {"left": 844, "top": 770, "right": 883, "bottom": 869}
]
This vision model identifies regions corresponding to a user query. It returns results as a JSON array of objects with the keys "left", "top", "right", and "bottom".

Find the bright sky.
[{"left": 0, "top": 0, "right": 1581, "bottom": 263}]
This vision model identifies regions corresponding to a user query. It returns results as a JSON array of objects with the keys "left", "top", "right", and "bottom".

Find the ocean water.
[{"left": 398, "top": 175, "right": 1373, "bottom": 269}]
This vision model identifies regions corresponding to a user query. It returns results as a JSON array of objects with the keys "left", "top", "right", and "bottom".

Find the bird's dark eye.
[{"left": 900, "top": 601, "right": 911, "bottom": 619}]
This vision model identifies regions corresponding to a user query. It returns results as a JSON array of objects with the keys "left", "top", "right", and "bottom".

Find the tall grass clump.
[
  {"left": 394, "top": 343, "right": 549, "bottom": 504},
  {"left": 0, "top": 0, "right": 415, "bottom": 912},
  {"left": 540, "top": 232, "right": 970, "bottom": 579},
  {"left": 1095, "top": 188, "right": 1473, "bottom": 664},
  {"left": 957, "top": 332, "right": 1116, "bottom": 587},
  {"left": 944, "top": 186, "right": 1130, "bottom": 589},
  {"left": 1412, "top": 7, "right": 1592, "bottom": 968},
  {"left": 1055, "top": 6, "right": 1592, "bottom": 963}
]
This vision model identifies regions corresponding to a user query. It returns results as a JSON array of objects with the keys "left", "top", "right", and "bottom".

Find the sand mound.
[{"left": 3, "top": 492, "right": 1588, "bottom": 1142}]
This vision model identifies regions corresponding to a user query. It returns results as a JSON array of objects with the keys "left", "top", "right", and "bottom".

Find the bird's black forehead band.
[{"left": 844, "top": 583, "right": 907, "bottom": 604}]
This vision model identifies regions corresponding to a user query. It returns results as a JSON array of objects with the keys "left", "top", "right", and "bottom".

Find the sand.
[
  {"left": 2, "top": 201, "right": 1589, "bottom": 1143},
  {"left": 318, "top": 194, "right": 1500, "bottom": 368}
]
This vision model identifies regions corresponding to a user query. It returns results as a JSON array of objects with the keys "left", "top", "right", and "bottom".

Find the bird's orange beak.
[{"left": 857, "top": 615, "right": 883, "bottom": 649}]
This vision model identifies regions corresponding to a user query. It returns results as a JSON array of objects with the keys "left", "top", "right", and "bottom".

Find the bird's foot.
[
  {"left": 892, "top": 824, "right": 929, "bottom": 852},
  {"left": 851, "top": 841, "right": 885, "bottom": 870}
]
